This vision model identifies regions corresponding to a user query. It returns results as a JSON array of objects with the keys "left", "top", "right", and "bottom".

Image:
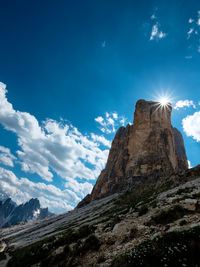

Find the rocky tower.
[{"left": 78, "top": 100, "right": 188, "bottom": 206}]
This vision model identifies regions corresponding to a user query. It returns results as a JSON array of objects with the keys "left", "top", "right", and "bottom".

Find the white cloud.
[
  {"left": 174, "top": 100, "right": 196, "bottom": 110},
  {"left": 185, "top": 55, "right": 193, "bottom": 59},
  {"left": 187, "top": 28, "right": 194, "bottom": 39},
  {"left": 0, "top": 146, "right": 16, "bottom": 167},
  {"left": 150, "top": 22, "right": 166, "bottom": 41},
  {"left": 187, "top": 11, "right": 200, "bottom": 53},
  {"left": 91, "top": 133, "right": 111, "bottom": 147},
  {"left": 0, "top": 82, "right": 109, "bottom": 187},
  {"left": 0, "top": 167, "right": 78, "bottom": 213},
  {"left": 182, "top": 111, "right": 200, "bottom": 142},
  {"left": 65, "top": 178, "right": 93, "bottom": 198},
  {"left": 151, "top": 14, "right": 156, "bottom": 20},
  {"left": 95, "top": 116, "right": 104, "bottom": 125},
  {"left": 94, "top": 112, "right": 126, "bottom": 134},
  {"left": 112, "top": 113, "right": 118, "bottom": 119},
  {"left": 158, "top": 31, "right": 166, "bottom": 39}
]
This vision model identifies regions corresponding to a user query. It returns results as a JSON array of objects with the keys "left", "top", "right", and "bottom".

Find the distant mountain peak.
[{"left": 0, "top": 197, "right": 54, "bottom": 228}]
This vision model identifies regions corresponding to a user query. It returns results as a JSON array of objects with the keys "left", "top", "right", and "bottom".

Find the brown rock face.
[{"left": 78, "top": 100, "right": 188, "bottom": 207}]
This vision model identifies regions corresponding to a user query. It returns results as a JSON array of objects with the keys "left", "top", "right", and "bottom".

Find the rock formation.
[
  {"left": 0, "top": 197, "right": 54, "bottom": 228},
  {"left": 78, "top": 99, "right": 188, "bottom": 206}
]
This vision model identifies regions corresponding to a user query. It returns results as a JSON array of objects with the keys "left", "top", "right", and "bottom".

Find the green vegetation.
[
  {"left": 115, "top": 178, "right": 174, "bottom": 213},
  {"left": 82, "top": 234, "right": 101, "bottom": 253},
  {"left": 151, "top": 205, "right": 189, "bottom": 225},
  {"left": 176, "top": 187, "right": 193, "bottom": 195},
  {"left": 97, "top": 254, "right": 106, "bottom": 263},
  {"left": 137, "top": 205, "right": 148, "bottom": 216},
  {"left": 111, "top": 226, "right": 200, "bottom": 267},
  {"left": 103, "top": 215, "right": 121, "bottom": 230},
  {"left": 130, "top": 226, "right": 138, "bottom": 238},
  {"left": 179, "top": 219, "right": 187, "bottom": 226},
  {"left": 0, "top": 251, "right": 6, "bottom": 261},
  {"left": 7, "top": 224, "right": 98, "bottom": 267}
]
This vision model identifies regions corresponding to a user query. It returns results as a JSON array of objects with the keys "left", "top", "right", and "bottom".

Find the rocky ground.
[{"left": 1, "top": 165, "right": 200, "bottom": 267}]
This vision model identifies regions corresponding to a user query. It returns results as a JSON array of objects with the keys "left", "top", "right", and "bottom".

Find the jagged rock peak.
[
  {"left": 77, "top": 99, "right": 188, "bottom": 207},
  {"left": 0, "top": 197, "right": 54, "bottom": 228}
]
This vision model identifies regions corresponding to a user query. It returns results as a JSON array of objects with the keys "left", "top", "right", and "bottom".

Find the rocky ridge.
[
  {"left": 0, "top": 198, "right": 53, "bottom": 228},
  {"left": 0, "top": 165, "right": 200, "bottom": 266}
]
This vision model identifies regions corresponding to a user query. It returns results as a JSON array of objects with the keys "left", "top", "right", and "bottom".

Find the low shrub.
[
  {"left": 151, "top": 205, "right": 188, "bottom": 225},
  {"left": 138, "top": 205, "right": 148, "bottom": 216},
  {"left": 130, "top": 226, "right": 138, "bottom": 238},
  {"left": 7, "top": 224, "right": 96, "bottom": 267},
  {"left": 97, "top": 254, "right": 106, "bottom": 263},
  {"left": 0, "top": 251, "right": 6, "bottom": 261},
  {"left": 111, "top": 226, "right": 200, "bottom": 267},
  {"left": 179, "top": 219, "right": 187, "bottom": 226},
  {"left": 82, "top": 234, "right": 101, "bottom": 253}
]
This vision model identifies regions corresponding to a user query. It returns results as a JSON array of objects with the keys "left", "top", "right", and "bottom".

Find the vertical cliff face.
[
  {"left": 89, "top": 125, "right": 131, "bottom": 201},
  {"left": 125, "top": 100, "right": 186, "bottom": 178},
  {"left": 78, "top": 100, "right": 188, "bottom": 206}
]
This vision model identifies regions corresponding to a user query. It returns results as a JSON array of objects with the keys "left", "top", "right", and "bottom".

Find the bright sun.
[
  {"left": 159, "top": 97, "right": 169, "bottom": 106},
  {"left": 154, "top": 91, "right": 174, "bottom": 111}
]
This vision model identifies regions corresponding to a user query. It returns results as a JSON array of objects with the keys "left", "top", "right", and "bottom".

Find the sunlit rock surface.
[{"left": 80, "top": 99, "right": 188, "bottom": 204}]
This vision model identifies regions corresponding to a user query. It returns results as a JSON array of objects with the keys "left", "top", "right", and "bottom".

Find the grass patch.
[
  {"left": 82, "top": 234, "right": 101, "bottom": 253},
  {"left": 176, "top": 187, "right": 193, "bottom": 195},
  {"left": 97, "top": 254, "right": 106, "bottom": 263},
  {"left": 179, "top": 219, "right": 187, "bottom": 226},
  {"left": 103, "top": 215, "right": 121, "bottom": 230},
  {"left": 0, "top": 251, "right": 6, "bottom": 261},
  {"left": 111, "top": 226, "right": 200, "bottom": 267},
  {"left": 151, "top": 205, "right": 189, "bottom": 225},
  {"left": 7, "top": 224, "right": 96, "bottom": 267},
  {"left": 130, "top": 226, "right": 138, "bottom": 238},
  {"left": 137, "top": 205, "right": 148, "bottom": 216}
]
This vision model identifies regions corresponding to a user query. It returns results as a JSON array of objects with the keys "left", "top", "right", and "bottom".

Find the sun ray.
[{"left": 153, "top": 91, "right": 174, "bottom": 113}]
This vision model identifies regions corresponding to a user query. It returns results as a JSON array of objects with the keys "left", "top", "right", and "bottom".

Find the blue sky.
[{"left": 0, "top": 0, "right": 200, "bottom": 213}]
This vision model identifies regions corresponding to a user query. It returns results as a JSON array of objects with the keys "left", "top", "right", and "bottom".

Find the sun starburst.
[
  {"left": 153, "top": 91, "right": 174, "bottom": 113},
  {"left": 159, "top": 96, "right": 169, "bottom": 107}
]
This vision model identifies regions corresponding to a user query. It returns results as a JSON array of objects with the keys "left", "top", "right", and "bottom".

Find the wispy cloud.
[
  {"left": 187, "top": 10, "right": 200, "bottom": 53},
  {"left": 91, "top": 133, "right": 111, "bottom": 147},
  {"left": 185, "top": 55, "right": 193, "bottom": 59},
  {"left": 151, "top": 14, "right": 156, "bottom": 20},
  {"left": 65, "top": 178, "right": 93, "bottom": 198},
  {"left": 150, "top": 22, "right": 166, "bottom": 41},
  {"left": 174, "top": 100, "right": 196, "bottom": 110},
  {"left": 0, "top": 146, "right": 16, "bottom": 167},
  {"left": 95, "top": 112, "right": 127, "bottom": 134},
  {"left": 0, "top": 167, "right": 78, "bottom": 213},
  {"left": 187, "top": 28, "right": 194, "bottom": 39},
  {"left": 102, "top": 41, "right": 106, "bottom": 48}
]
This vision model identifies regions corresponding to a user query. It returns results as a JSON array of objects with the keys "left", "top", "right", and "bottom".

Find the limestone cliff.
[{"left": 78, "top": 99, "right": 188, "bottom": 206}]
